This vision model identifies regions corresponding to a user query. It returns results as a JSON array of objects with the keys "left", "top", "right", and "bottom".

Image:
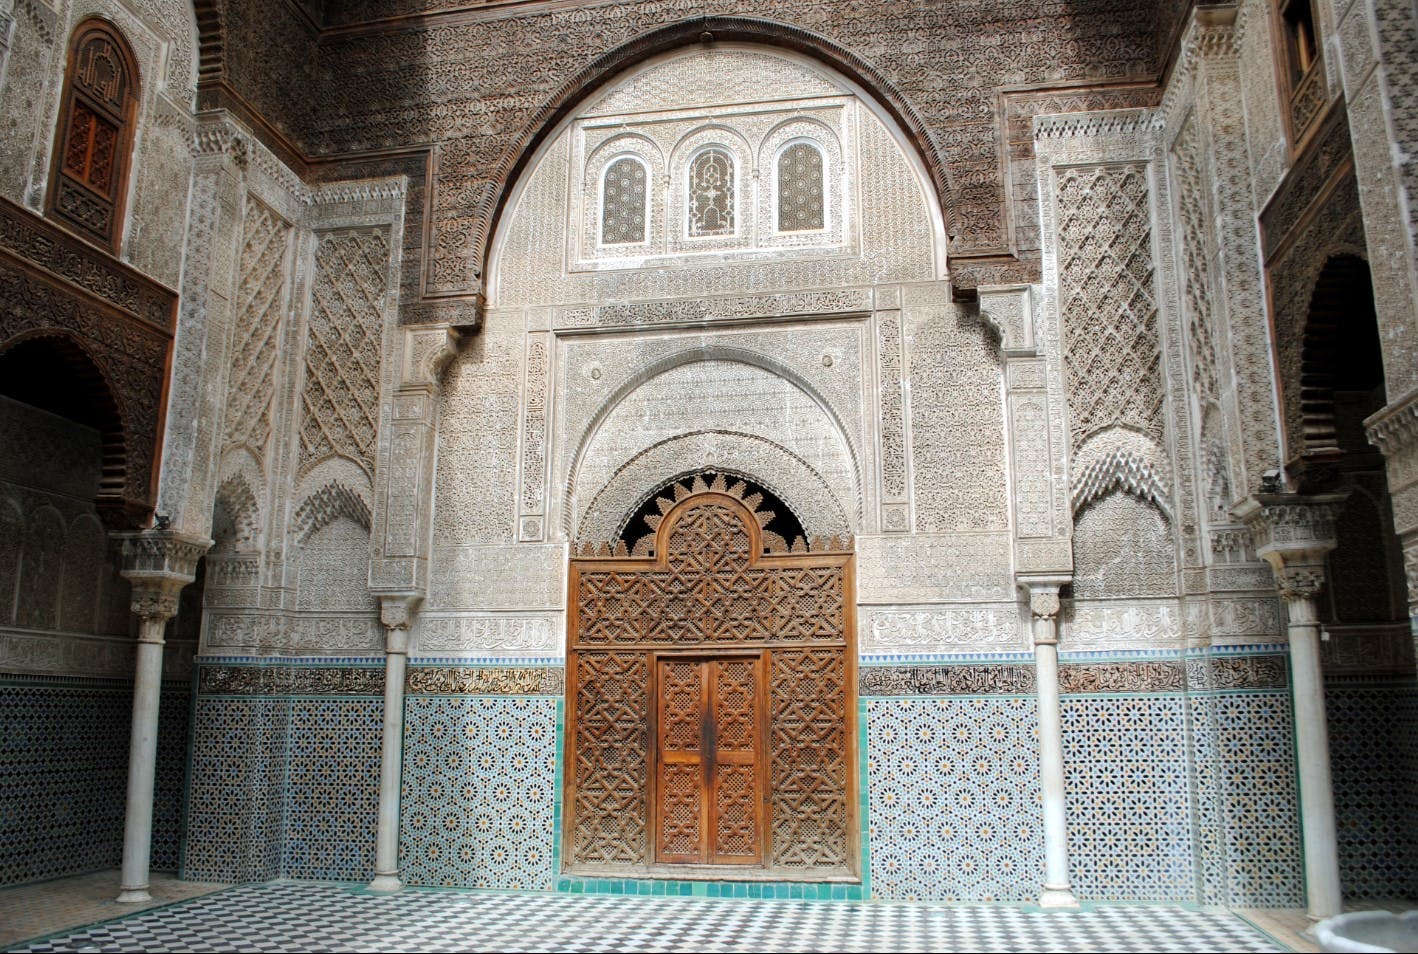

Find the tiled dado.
[
  {"left": 0, "top": 675, "right": 189, "bottom": 886},
  {"left": 1184, "top": 649, "right": 1302, "bottom": 908},
  {"left": 183, "top": 659, "right": 384, "bottom": 884},
  {"left": 1325, "top": 677, "right": 1418, "bottom": 899},
  {"left": 860, "top": 651, "right": 1301, "bottom": 905},
  {"left": 399, "top": 690, "right": 560, "bottom": 890}
]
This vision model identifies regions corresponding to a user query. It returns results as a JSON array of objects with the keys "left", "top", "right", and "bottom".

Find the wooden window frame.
[
  {"left": 46, "top": 18, "right": 140, "bottom": 253},
  {"left": 1270, "top": 0, "right": 1328, "bottom": 151}
]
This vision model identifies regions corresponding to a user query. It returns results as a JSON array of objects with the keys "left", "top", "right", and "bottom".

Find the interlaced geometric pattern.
[
  {"left": 1171, "top": 121, "right": 1218, "bottom": 403},
  {"left": 225, "top": 202, "right": 290, "bottom": 460},
  {"left": 571, "top": 652, "right": 648, "bottom": 866},
  {"left": 1056, "top": 165, "right": 1164, "bottom": 450},
  {"left": 298, "top": 229, "right": 389, "bottom": 476},
  {"left": 661, "top": 661, "right": 702, "bottom": 751},
  {"left": 601, "top": 157, "right": 647, "bottom": 245},
  {"left": 568, "top": 483, "right": 853, "bottom": 876},
  {"left": 659, "top": 763, "right": 702, "bottom": 857},
  {"left": 777, "top": 143, "right": 825, "bottom": 232},
  {"left": 770, "top": 648, "right": 849, "bottom": 869},
  {"left": 688, "top": 149, "right": 735, "bottom": 237},
  {"left": 576, "top": 509, "right": 845, "bottom": 647},
  {"left": 716, "top": 763, "right": 757, "bottom": 857}
]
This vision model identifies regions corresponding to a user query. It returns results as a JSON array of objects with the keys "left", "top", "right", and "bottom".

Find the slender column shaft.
[
  {"left": 1287, "top": 593, "right": 1342, "bottom": 919},
  {"left": 118, "top": 617, "right": 166, "bottom": 903},
  {"left": 1026, "top": 582, "right": 1078, "bottom": 910},
  {"left": 369, "top": 629, "right": 409, "bottom": 892}
]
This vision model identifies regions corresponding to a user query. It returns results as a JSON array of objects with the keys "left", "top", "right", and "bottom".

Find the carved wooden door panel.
[
  {"left": 566, "top": 475, "right": 857, "bottom": 878},
  {"left": 654, "top": 655, "right": 765, "bottom": 865}
]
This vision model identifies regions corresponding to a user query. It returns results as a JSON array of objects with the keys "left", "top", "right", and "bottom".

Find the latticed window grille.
[
  {"left": 48, "top": 20, "right": 138, "bottom": 251},
  {"left": 688, "top": 148, "right": 735, "bottom": 237},
  {"left": 776, "top": 142, "right": 825, "bottom": 232},
  {"left": 601, "top": 157, "right": 648, "bottom": 245}
]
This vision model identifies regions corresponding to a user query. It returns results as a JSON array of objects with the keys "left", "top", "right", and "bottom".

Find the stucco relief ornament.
[
  {"left": 1276, "top": 565, "right": 1327, "bottom": 603},
  {"left": 1029, "top": 586, "right": 1061, "bottom": 621}
]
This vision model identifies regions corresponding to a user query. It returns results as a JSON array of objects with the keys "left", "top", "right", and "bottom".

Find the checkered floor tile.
[{"left": 7, "top": 881, "right": 1288, "bottom": 953}]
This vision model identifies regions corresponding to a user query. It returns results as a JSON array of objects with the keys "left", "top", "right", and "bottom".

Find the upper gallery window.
[
  {"left": 1274, "top": 0, "right": 1326, "bottom": 145},
  {"left": 776, "top": 141, "right": 826, "bottom": 233},
  {"left": 1281, "top": 0, "right": 1319, "bottom": 84},
  {"left": 47, "top": 19, "right": 139, "bottom": 251},
  {"left": 601, "top": 156, "right": 649, "bottom": 245},
  {"left": 687, "top": 148, "right": 736, "bottom": 237}
]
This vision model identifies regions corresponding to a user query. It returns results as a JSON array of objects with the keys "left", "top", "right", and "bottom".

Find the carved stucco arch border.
[
  {"left": 564, "top": 347, "right": 863, "bottom": 535},
  {"left": 576, "top": 429, "right": 854, "bottom": 545},
  {"left": 484, "top": 17, "right": 958, "bottom": 289}
]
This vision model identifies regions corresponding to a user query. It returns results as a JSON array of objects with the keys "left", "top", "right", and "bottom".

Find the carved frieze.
[
  {"left": 860, "top": 658, "right": 1192, "bottom": 695},
  {"left": 197, "top": 664, "right": 384, "bottom": 695},
  {"left": 405, "top": 666, "right": 564, "bottom": 695}
]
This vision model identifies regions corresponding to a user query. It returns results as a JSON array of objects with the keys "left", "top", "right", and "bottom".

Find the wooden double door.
[{"left": 653, "top": 653, "right": 766, "bottom": 865}]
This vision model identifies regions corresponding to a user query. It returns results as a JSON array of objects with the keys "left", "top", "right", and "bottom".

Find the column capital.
[
  {"left": 117, "top": 530, "right": 210, "bottom": 625},
  {"left": 401, "top": 325, "right": 466, "bottom": 389},
  {"left": 378, "top": 594, "right": 422, "bottom": 654},
  {"left": 1019, "top": 576, "right": 1068, "bottom": 620},
  {"left": 1364, "top": 385, "right": 1418, "bottom": 460},
  {"left": 1231, "top": 492, "right": 1345, "bottom": 596}
]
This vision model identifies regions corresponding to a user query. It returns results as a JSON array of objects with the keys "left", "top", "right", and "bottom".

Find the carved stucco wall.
[
  {"left": 193, "top": 118, "right": 406, "bottom": 658},
  {"left": 428, "top": 46, "right": 1028, "bottom": 658},
  {"left": 0, "top": 0, "right": 197, "bottom": 289}
]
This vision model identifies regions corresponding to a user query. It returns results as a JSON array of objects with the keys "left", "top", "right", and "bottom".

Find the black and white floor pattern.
[{"left": 9, "top": 881, "right": 1288, "bottom": 953}]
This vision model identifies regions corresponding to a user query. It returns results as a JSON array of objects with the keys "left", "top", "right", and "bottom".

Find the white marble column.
[
  {"left": 117, "top": 587, "right": 181, "bottom": 902},
  {"left": 1235, "top": 493, "right": 1345, "bottom": 919},
  {"left": 1277, "top": 565, "right": 1342, "bottom": 918},
  {"left": 369, "top": 595, "right": 419, "bottom": 893},
  {"left": 1024, "top": 580, "right": 1078, "bottom": 909},
  {"left": 115, "top": 531, "right": 207, "bottom": 903}
]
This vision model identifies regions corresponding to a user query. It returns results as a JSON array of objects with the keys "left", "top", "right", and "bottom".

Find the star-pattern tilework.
[
  {"left": 400, "top": 696, "right": 558, "bottom": 890},
  {"left": 0, "top": 680, "right": 189, "bottom": 887},
  {"left": 1061, "top": 696, "right": 1193, "bottom": 901},
  {"left": 1325, "top": 682, "right": 1418, "bottom": 899},
  {"left": 865, "top": 696, "right": 1043, "bottom": 901},
  {"left": 284, "top": 698, "right": 382, "bottom": 882},
  {"left": 182, "top": 696, "right": 291, "bottom": 883}
]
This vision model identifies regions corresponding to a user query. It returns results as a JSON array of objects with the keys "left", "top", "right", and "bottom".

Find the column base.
[
  {"left": 367, "top": 873, "right": 404, "bottom": 893},
  {"left": 1038, "top": 885, "right": 1079, "bottom": 910},
  {"left": 116, "top": 887, "right": 152, "bottom": 904}
]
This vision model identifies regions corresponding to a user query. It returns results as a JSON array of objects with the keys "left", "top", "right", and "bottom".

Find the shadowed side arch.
[
  {"left": 0, "top": 332, "right": 131, "bottom": 526},
  {"left": 482, "top": 17, "right": 958, "bottom": 288},
  {"left": 1294, "top": 255, "right": 1378, "bottom": 470}
]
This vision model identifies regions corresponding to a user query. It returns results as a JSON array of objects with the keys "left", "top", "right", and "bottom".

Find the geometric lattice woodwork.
[
  {"left": 567, "top": 478, "right": 856, "bottom": 877},
  {"left": 47, "top": 20, "right": 139, "bottom": 251}
]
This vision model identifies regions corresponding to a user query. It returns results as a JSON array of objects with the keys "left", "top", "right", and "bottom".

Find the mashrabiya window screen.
[
  {"left": 688, "top": 148, "right": 735, "bottom": 237},
  {"left": 601, "top": 156, "right": 648, "bottom": 245},
  {"left": 776, "top": 142, "right": 825, "bottom": 232}
]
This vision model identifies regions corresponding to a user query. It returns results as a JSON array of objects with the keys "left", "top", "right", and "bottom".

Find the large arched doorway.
[
  {"left": 565, "top": 475, "right": 857, "bottom": 878},
  {"left": 1292, "top": 255, "right": 1416, "bottom": 898}
]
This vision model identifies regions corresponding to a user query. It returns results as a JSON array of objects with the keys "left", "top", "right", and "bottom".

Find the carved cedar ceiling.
[
  {"left": 0, "top": 198, "right": 176, "bottom": 528},
  {"left": 201, "top": 0, "right": 1187, "bottom": 307},
  {"left": 566, "top": 475, "right": 856, "bottom": 876}
]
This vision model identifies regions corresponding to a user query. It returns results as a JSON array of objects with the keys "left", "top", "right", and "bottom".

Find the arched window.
[
  {"left": 47, "top": 20, "right": 139, "bottom": 251},
  {"left": 776, "top": 142, "right": 825, "bottom": 232},
  {"left": 688, "top": 148, "right": 735, "bottom": 237},
  {"left": 601, "top": 156, "right": 648, "bottom": 245}
]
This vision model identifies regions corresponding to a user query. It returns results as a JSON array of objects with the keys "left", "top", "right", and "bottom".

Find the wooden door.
[{"left": 654, "top": 654, "right": 765, "bottom": 865}]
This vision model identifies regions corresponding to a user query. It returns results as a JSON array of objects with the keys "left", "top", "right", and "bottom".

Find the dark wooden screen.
[
  {"left": 566, "top": 475, "right": 856, "bottom": 876},
  {"left": 48, "top": 20, "right": 139, "bottom": 250}
]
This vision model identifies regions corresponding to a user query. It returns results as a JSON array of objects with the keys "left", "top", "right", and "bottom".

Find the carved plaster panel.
[
  {"left": 570, "top": 358, "right": 858, "bottom": 542},
  {"left": 414, "top": 613, "right": 561, "bottom": 656},
  {"left": 856, "top": 532, "right": 1013, "bottom": 604},
  {"left": 427, "top": 543, "right": 566, "bottom": 612},
  {"left": 860, "top": 604, "right": 1027, "bottom": 654}
]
